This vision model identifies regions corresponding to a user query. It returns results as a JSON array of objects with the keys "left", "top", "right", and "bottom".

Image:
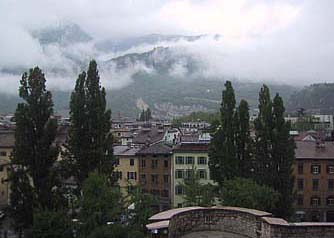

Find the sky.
[{"left": 0, "top": 0, "right": 333, "bottom": 91}]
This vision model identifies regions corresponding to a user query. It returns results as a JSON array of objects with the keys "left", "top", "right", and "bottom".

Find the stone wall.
[{"left": 167, "top": 207, "right": 334, "bottom": 238}]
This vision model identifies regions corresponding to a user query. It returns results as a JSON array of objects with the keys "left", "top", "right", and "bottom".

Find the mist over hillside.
[{"left": 1, "top": 22, "right": 334, "bottom": 118}]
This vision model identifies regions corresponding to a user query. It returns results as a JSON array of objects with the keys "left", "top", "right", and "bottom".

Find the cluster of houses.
[{"left": 1, "top": 114, "right": 334, "bottom": 222}]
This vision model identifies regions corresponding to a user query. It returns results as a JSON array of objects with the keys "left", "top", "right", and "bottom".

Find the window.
[
  {"left": 152, "top": 160, "right": 158, "bottom": 169},
  {"left": 327, "top": 197, "right": 334, "bottom": 206},
  {"left": 312, "top": 179, "right": 319, "bottom": 191},
  {"left": 175, "top": 156, "right": 184, "bottom": 164},
  {"left": 175, "top": 185, "right": 184, "bottom": 195},
  {"left": 311, "top": 165, "right": 321, "bottom": 175},
  {"left": 140, "top": 174, "right": 146, "bottom": 184},
  {"left": 164, "top": 160, "right": 168, "bottom": 168},
  {"left": 297, "top": 179, "right": 304, "bottom": 191},
  {"left": 175, "top": 170, "right": 184, "bottom": 179},
  {"left": 127, "top": 172, "right": 137, "bottom": 180},
  {"left": 297, "top": 195, "right": 304, "bottom": 205},
  {"left": 199, "top": 170, "right": 207, "bottom": 179},
  {"left": 141, "top": 159, "right": 146, "bottom": 168},
  {"left": 198, "top": 157, "right": 207, "bottom": 165},
  {"left": 186, "top": 156, "right": 194, "bottom": 164},
  {"left": 114, "top": 171, "right": 122, "bottom": 180},
  {"left": 130, "top": 159, "right": 134, "bottom": 166},
  {"left": 151, "top": 175, "right": 158, "bottom": 184},
  {"left": 177, "top": 203, "right": 183, "bottom": 208},
  {"left": 163, "top": 175, "right": 169, "bottom": 184},
  {"left": 329, "top": 179, "right": 334, "bottom": 191},
  {"left": 0, "top": 151, "right": 7, "bottom": 157},
  {"left": 161, "top": 190, "right": 169, "bottom": 197},
  {"left": 328, "top": 165, "right": 334, "bottom": 174},
  {"left": 0, "top": 166, "right": 3, "bottom": 172},
  {"left": 298, "top": 164, "right": 303, "bottom": 174},
  {"left": 185, "top": 170, "right": 194, "bottom": 179},
  {"left": 151, "top": 189, "right": 160, "bottom": 196},
  {"left": 127, "top": 185, "right": 135, "bottom": 193},
  {"left": 115, "top": 158, "right": 120, "bottom": 166},
  {"left": 310, "top": 197, "right": 321, "bottom": 206}
]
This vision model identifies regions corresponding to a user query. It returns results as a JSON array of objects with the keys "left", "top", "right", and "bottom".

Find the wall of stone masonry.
[
  {"left": 168, "top": 208, "right": 266, "bottom": 238},
  {"left": 167, "top": 207, "right": 334, "bottom": 238},
  {"left": 263, "top": 223, "right": 334, "bottom": 238}
]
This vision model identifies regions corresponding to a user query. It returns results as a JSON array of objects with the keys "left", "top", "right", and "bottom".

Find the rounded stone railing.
[
  {"left": 148, "top": 206, "right": 334, "bottom": 238},
  {"left": 167, "top": 207, "right": 271, "bottom": 238}
]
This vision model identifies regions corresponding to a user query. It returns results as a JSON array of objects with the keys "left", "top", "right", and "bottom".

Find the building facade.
[
  {"left": 171, "top": 142, "right": 213, "bottom": 208},
  {"left": 114, "top": 146, "right": 141, "bottom": 198},
  {"left": 294, "top": 140, "right": 334, "bottom": 222},
  {"left": 137, "top": 142, "right": 173, "bottom": 212}
]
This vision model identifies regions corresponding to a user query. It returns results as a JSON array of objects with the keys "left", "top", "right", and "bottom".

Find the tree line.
[
  {"left": 9, "top": 60, "right": 152, "bottom": 238},
  {"left": 208, "top": 81, "right": 295, "bottom": 219}
]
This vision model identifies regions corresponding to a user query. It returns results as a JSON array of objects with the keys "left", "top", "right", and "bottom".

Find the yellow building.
[
  {"left": 0, "top": 131, "right": 15, "bottom": 207},
  {"left": 171, "top": 142, "right": 214, "bottom": 208},
  {"left": 114, "top": 146, "right": 141, "bottom": 198}
]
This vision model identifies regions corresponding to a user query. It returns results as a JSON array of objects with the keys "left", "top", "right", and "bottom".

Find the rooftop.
[
  {"left": 295, "top": 141, "right": 334, "bottom": 159},
  {"left": 136, "top": 142, "right": 172, "bottom": 155},
  {"left": 173, "top": 142, "right": 209, "bottom": 153}
]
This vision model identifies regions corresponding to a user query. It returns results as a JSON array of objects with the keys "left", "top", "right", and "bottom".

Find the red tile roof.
[{"left": 173, "top": 142, "right": 209, "bottom": 153}]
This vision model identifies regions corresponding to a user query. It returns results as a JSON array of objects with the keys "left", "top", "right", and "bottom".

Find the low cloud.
[{"left": 0, "top": 0, "right": 334, "bottom": 93}]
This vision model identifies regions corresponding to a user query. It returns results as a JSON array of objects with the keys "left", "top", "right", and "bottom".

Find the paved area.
[{"left": 181, "top": 231, "right": 248, "bottom": 238}]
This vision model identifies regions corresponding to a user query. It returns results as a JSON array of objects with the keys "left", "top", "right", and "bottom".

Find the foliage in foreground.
[{"left": 222, "top": 177, "right": 279, "bottom": 213}]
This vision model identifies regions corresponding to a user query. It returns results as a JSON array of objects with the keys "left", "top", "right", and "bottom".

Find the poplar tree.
[
  {"left": 254, "top": 85, "right": 273, "bottom": 184},
  {"left": 271, "top": 94, "right": 295, "bottom": 218},
  {"left": 235, "top": 99, "right": 253, "bottom": 178},
  {"left": 254, "top": 86, "right": 295, "bottom": 219},
  {"left": 10, "top": 67, "right": 60, "bottom": 235},
  {"left": 67, "top": 60, "right": 114, "bottom": 185},
  {"left": 209, "top": 81, "right": 237, "bottom": 184}
]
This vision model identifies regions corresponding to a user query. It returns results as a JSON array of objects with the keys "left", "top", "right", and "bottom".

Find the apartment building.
[
  {"left": 294, "top": 140, "right": 334, "bottom": 222},
  {"left": 0, "top": 131, "right": 14, "bottom": 207},
  {"left": 171, "top": 142, "right": 213, "bottom": 208},
  {"left": 137, "top": 142, "right": 173, "bottom": 212},
  {"left": 114, "top": 145, "right": 141, "bottom": 197}
]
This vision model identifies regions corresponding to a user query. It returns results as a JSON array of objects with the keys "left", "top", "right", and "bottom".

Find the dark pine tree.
[
  {"left": 254, "top": 85, "right": 273, "bottom": 185},
  {"left": 10, "top": 67, "right": 60, "bottom": 235},
  {"left": 271, "top": 94, "right": 295, "bottom": 219},
  {"left": 67, "top": 60, "right": 114, "bottom": 185},
  {"left": 235, "top": 99, "right": 253, "bottom": 178},
  {"left": 209, "top": 81, "right": 237, "bottom": 185}
]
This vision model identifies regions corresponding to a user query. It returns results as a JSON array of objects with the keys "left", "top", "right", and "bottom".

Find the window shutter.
[
  {"left": 127, "top": 172, "right": 129, "bottom": 179},
  {"left": 319, "top": 165, "right": 321, "bottom": 174}
]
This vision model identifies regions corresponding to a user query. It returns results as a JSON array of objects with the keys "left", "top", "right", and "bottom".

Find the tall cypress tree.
[
  {"left": 67, "top": 60, "right": 114, "bottom": 185},
  {"left": 10, "top": 67, "right": 60, "bottom": 235},
  {"left": 254, "top": 85, "right": 273, "bottom": 185},
  {"left": 271, "top": 94, "right": 295, "bottom": 218},
  {"left": 209, "top": 81, "right": 237, "bottom": 185},
  {"left": 235, "top": 99, "right": 253, "bottom": 178}
]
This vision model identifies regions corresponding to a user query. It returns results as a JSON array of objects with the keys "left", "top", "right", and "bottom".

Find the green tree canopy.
[
  {"left": 66, "top": 60, "right": 114, "bottom": 185},
  {"left": 79, "top": 172, "right": 123, "bottom": 237},
  {"left": 179, "top": 168, "right": 216, "bottom": 207},
  {"left": 222, "top": 177, "right": 279, "bottom": 213}
]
